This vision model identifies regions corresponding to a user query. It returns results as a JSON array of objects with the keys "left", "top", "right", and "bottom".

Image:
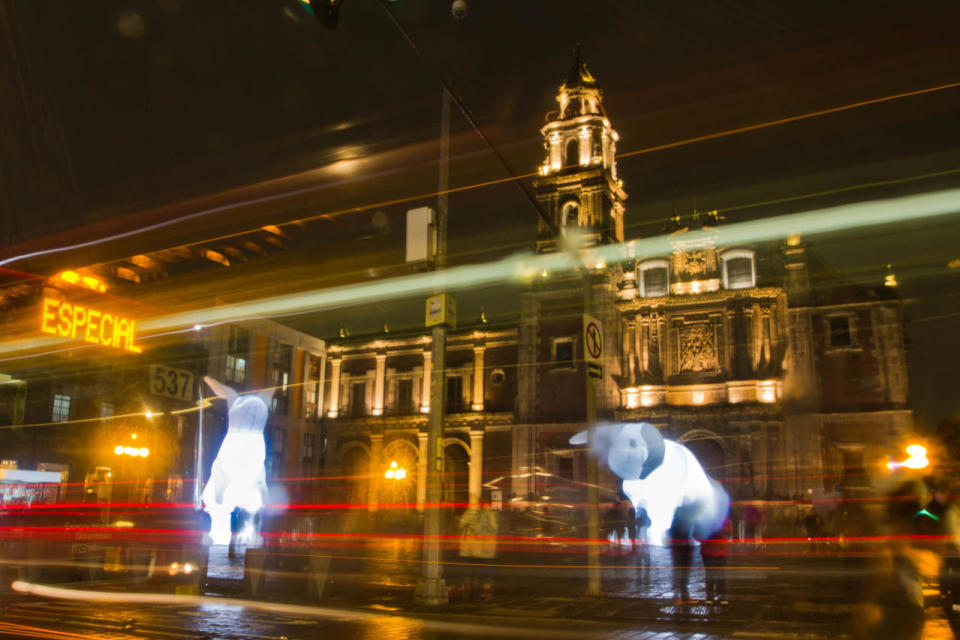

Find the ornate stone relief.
[
  {"left": 672, "top": 248, "right": 717, "bottom": 277},
  {"left": 679, "top": 323, "right": 717, "bottom": 373}
]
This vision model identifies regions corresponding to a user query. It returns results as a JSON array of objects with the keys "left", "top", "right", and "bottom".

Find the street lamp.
[
  {"left": 114, "top": 444, "right": 149, "bottom": 458},
  {"left": 887, "top": 444, "right": 929, "bottom": 471},
  {"left": 385, "top": 460, "right": 407, "bottom": 480}
]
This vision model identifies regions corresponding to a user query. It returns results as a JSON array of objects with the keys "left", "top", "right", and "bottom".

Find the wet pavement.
[{"left": 1, "top": 539, "right": 956, "bottom": 639}]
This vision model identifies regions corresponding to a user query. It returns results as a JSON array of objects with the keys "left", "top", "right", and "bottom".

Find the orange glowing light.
[
  {"left": 385, "top": 460, "right": 407, "bottom": 480},
  {"left": 57, "top": 270, "right": 108, "bottom": 292},
  {"left": 40, "top": 298, "right": 141, "bottom": 353}
]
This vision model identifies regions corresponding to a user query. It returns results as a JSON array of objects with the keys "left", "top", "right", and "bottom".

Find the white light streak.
[{"left": 1, "top": 188, "right": 959, "bottom": 361}]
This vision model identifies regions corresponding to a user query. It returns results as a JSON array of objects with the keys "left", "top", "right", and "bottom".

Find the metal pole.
[
  {"left": 583, "top": 272, "right": 602, "bottom": 596},
  {"left": 415, "top": 87, "right": 450, "bottom": 605},
  {"left": 194, "top": 382, "right": 204, "bottom": 510}
]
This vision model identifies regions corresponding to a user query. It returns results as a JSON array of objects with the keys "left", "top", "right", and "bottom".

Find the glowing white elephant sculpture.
[
  {"left": 570, "top": 422, "right": 729, "bottom": 546},
  {"left": 201, "top": 376, "right": 274, "bottom": 546}
]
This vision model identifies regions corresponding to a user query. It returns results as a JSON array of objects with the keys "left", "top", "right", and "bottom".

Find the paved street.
[{"left": 1, "top": 542, "right": 956, "bottom": 639}]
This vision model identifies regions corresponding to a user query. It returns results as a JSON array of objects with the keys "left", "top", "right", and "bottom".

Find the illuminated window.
[
  {"left": 270, "top": 342, "right": 293, "bottom": 415},
  {"left": 100, "top": 402, "right": 114, "bottom": 418},
  {"left": 52, "top": 394, "right": 71, "bottom": 423},
  {"left": 225, "top": 355, "right": 246, "bottom": 384},
  {"left": 828, "top": 316, "right": 854, "bottom": 347},
  {"left": 638, "top": 260, "right": 669, "bottom": 297},
  {"left": 304, "top": 354, "right": 322, "bottom": 419},
  {"left": 722, "top": 250, "right": 756, "bottom": 289},
  {"left": 446, "top": 376, "right": 464, "bottom": 413},
  {"left": 552, "top": 337, "right": 575, "bottom": 369}
]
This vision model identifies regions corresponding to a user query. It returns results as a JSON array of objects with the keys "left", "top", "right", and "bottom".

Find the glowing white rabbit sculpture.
[
  {"left": 201, "top": 376, "right": 273, "bottom": 545},
  {"left": 571, "top": 422, "right": 729, "bottom": 545}
]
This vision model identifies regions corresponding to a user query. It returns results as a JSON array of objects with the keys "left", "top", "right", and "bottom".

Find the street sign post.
[
  {"left": 583, "top": 314, "right": 604, "bottom": 379},
  {"left": 425, "top": 293, "right": 456, "bottom": 329}
]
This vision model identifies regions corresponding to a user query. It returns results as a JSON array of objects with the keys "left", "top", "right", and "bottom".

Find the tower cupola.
[{"left": 534, "top": 50, "right": 627, "bottom": 253}]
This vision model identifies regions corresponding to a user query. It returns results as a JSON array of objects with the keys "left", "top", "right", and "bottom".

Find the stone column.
[
  {"left": 327, "top": 354, "right": 341, "bottom": 418},
  {"left": 471, "top": 345, "right": 485, "bottom": 411},
  {"left": 417, "top": 431, "right": 428, "bottom": 513},
  {"left": 368, "top": 434, "right": 382, "bottom": 512},
  {"left": 420, "top": 349, "right": 432, "bottom": 413},
  {"left": 469, "top": 430, "right": 484, "bottom": 508},
  {"left": 373, "top": 353, "right": 386, "bottom": 416}
]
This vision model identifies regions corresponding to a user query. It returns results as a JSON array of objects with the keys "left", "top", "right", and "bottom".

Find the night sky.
[{"left": 2, "top": 0, "right": 960, "bottom": 424}]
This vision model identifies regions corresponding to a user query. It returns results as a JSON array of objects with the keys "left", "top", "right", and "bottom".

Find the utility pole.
[
  {"left": 582, "top": 269, "right": 602, "bottom": 596},
  {"left": 194, "top": 381, "right": 204, "bottom": 510},
  {"left": 415, "top": 87, "right": 451, "bottom": 605}
]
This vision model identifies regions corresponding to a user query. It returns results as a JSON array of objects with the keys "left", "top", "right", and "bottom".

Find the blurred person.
[
  {"left": 457, "top": 505, "right": 481, "bottom": 599},
  {"left": 938, "top": 483, "right": 960, "bottom": 608},
  {"left": 701, "top": 516, "right": 732, "bottom": 604},
  {"left": 623, "top": 498, "right": 638, "bottom": 558},
  {"left": 456, "top": 501, "right": 499, "bottom": 599},
  {"left": 853, "top": 480, "right": 939, "bottom": 640},
  {"left": 228, "top": 506, "right": 247, "bottom": 559},
  {"left": 473, "top": 501, "right": 499, "bottom": 598},
  {"left": 634, "top": 507, "right": 652, "bottom": 583},
  {"left": 603, "top": 501, "right": 621, "bottom": 547},
  {"left": 669, "top": 512, "right": 696, "bottom": 605},
  {"left": 743, "top": 502, "right": 764, "bottom": 549},
  {"left": 803, "top": 508, "right": 824, "bottom": 554}
]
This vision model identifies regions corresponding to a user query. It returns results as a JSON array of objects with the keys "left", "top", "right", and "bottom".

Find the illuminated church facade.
[{"left": 319, "top": 55, "right": 913, "bottom": 519}]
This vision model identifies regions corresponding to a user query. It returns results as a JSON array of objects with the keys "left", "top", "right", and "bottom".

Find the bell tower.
[{"left": 534, "top": 50, "right": 627, "bottom": 253}]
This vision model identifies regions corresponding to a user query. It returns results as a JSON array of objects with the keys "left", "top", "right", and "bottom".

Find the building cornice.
[{"left": 618, "top": 286, "right": 784, "bottom": 311}]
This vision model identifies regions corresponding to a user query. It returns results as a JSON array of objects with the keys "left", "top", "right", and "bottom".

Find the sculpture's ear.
[
  {"left": 204, "top": 376, "right": 238, "bottom": 403},
  {"left": 257, "top": 387, "right": 276, "bottom": 408},
  {"left": 638, "top": 423, "right": 666, "bottom": 479},
  {"left": 569, "top": 424, "right": 619, "bottom": 453}
]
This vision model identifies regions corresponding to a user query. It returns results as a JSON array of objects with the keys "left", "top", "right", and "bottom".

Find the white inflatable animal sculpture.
[
  {"left": 570, "top": 422, "right": 729, "bottom": 546},
  {"left": 201, "top": 376, "right": 274, "bottom": 545}
]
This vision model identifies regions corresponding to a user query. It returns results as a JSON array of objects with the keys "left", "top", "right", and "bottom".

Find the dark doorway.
[
  {"left": 684, "top": 436, "right": 725, "bottom": 483},
  {"left": 340, "top": 446, "right": 370, "bottom": 507},
  {"left": 443, "top": 443, "right": 470, "bottom": 513}
]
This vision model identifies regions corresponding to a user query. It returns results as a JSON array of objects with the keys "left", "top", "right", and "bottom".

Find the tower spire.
[
  {"left": 533, "top": 49, "right": 626, "bottom": 253},
  {"left": 565, "top": 44, "right": 598, "bottom": 91}
]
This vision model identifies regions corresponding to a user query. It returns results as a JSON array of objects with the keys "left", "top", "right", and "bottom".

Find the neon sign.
[{"left": 40, "top": 297, "right": 142, "bottom": 353}]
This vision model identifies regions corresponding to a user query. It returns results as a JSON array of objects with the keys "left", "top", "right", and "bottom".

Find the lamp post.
[{"left": 415, "top": 87, "right": 451, "bottom": 606}]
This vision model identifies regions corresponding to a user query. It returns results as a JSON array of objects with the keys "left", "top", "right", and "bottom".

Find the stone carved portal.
[{"left": 679, "top": 323, "right": 717, "bottom": 372}]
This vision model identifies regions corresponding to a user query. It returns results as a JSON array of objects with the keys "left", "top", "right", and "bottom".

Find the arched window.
[
  {"left": 565, "top": 138, "right": 579, "bottom": 166},
  {"left": 560, "top": 200, "right": 580, "bottom": 231},
  {"left": 638, "top": 259, "right": 670, "bottom": 297},
  {"left": 722, "top": 249, "right": 756, "bottom": 289}
]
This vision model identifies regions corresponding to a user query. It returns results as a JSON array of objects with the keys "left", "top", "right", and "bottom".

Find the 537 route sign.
[{"left": 149, "top": 364, "right": 195, "bottom": 402}]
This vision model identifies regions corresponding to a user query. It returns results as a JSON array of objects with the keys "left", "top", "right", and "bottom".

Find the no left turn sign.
[{"left": 583, "top": 314, "right": 604, "bottom": 367}]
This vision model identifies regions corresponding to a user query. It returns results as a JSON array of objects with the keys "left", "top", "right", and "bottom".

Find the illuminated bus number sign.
[
  {"left": 40, "top": 297, "right": 142, "bottom": 354},
  {"left": 149, "top": 365, "right": 195, "bottom": 402}
]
